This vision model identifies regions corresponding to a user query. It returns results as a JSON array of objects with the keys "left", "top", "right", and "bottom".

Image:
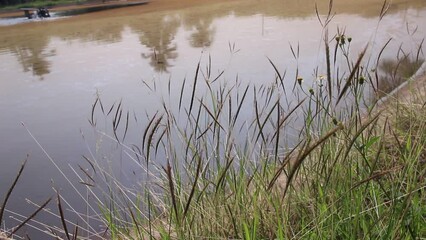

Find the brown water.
[{"left": 0, "top": 0, "right": 425, "bottom": 238}]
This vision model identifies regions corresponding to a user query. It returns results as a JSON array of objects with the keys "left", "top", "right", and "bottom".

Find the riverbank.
[
  {"left": 0, "top": 0, "right": 148, "bottom": 18},
  {"left": 382, "top": 62, "right": 426, "bottom": 104},
  {"left": 0, "top": 0, "right": 237, "bottom": 18},
  {"left": 1, "top": 0, "right": 425, "bottom": 19},
  {"left": 374, "top": 61, "right": 426, "bottom": 116}
]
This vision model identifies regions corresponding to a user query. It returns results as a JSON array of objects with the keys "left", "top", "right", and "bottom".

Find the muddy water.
[{"left": 0, "top": 0, "right": 425, "bottom": 237}]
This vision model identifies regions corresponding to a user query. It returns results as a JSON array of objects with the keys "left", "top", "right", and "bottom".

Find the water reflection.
[
  {"left": 130, "top": 15, "right": 180, "bottom": 72},
  {"left": 0, "top": 0, "right": 424, "bottom": 77},
  {"left": 66, "top": 21, "right": 125, "bottom": 43},
  {"left": 131, "top": 8, "right": 218, "bottom": 72},
  {"left": 182, "top": 11, "right": 216, "bottom": 48},
  {"left": 15, "top": 46, "right": 54, "bottom": 77},
  {"left": 1, "top": 30, "right": 54, "bottom": 78},
  {"left": 0, "top": 17, "right": 126, "bottom": 78}
]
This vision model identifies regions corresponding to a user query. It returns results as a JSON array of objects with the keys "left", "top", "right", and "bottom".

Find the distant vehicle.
[
  {"left": 37, "top": 7, "right": 50, "bottom": 18},
  {"left": 21, "top": 7, "right": 51, "bottom": 19}
]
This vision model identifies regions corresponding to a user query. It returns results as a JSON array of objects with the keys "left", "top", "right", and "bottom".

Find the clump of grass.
[
  {"left": 67, "top": 2, "right": 426, "bottom": 239},
  {"left": 79, "top": 38, "right": 425, "bottom": 240},
  {"left": 3, "top": 1, "right": 425, "bottom": 239}
]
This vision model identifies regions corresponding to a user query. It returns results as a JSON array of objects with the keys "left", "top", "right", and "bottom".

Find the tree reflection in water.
[
  {"left": 0, "top": 18, "right": 126, "bottom": 79},
  {"left": 0, "top": 0, "right": 425, "bottom": 76},
  {"left": 130, "top": 15, "right": 180, "bottom": 72},
  {"left": 184, "top": 15, "right": 216, "bottom": 48},
  {"left": 8, "top": 35, "right": 54, "bottom": 79},
  {"left": 129, "top": 5, "right": 218, "bottom": 72}
]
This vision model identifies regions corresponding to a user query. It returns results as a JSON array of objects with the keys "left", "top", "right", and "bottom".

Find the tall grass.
[
  {"left": 1, "top": 1, "right": 425, "bottom": 239},
  {"left": 78, "top": 20, "right": 426, "bottom": 240}
]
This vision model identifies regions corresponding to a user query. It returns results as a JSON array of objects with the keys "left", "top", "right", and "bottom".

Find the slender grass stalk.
[
  {"left": 0, "top": 157, "right": 28, "bottom": 226},
  {"left": 8, "top": 197, "right": 52, "bottom": 237}
]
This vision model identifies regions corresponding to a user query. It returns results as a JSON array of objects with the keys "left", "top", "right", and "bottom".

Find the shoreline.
[
  {"left": 0, "top": 0, "right": 151, "bottom": 18},
  {"left": 0, "top": 0, "right": 237, "bottom": 18},
  {"left": 377, "top": 61, "right": 426, "bottom": 106}
]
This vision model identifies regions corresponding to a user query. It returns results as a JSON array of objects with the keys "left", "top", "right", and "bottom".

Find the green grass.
[
  {"left": 1, "top": 1, "right": 425, "bottom": 239},
  {"left": 82, "top": 30, "right": 425, "bottom": 238}
]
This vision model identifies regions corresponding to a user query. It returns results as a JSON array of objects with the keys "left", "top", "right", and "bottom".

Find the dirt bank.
[
  {"left": 378, "top": 62, "right": 426, "bottom": 107},
  {"left": 0, "top": 0, "right": 237, "bottom": 18}
]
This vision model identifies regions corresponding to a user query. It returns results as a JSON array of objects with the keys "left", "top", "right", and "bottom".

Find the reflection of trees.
[
  {"left": 129, "top": 9, "right": 217, "bottom": 72},
  {"left": 0, "top": 17, "right": 125, "bottom": 79},
  {"left": 184, "top": 17, "right": 215, "bottom": 48},
  {"left": 1, "top": 0, "right": 425, "bottom": 77},
  {"left": 14, "top": 46, "right": 54, "bottom": 77},
  {"left": 129, "top": 15, "right": 180, "bottom": 72},
  {"left": 1, "top": 31, "right": 54, "bottom": 79}
]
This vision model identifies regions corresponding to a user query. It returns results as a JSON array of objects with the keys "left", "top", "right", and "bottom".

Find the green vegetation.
[
  {"left": 89, "top": 61, "right": 425, "bottom": 239},
  {"left": 0, "top": 1, "right": 425, "bottom": 239},
  {"left": 81, "top": 28, "right": 425, "bottom": 239}
]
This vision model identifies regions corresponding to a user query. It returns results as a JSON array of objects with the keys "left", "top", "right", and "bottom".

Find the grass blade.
[
  {"left": 8, "top": 197, "right": 52, "bottom": 237},
  {"left": 336, "top": 44, "right": 368, "bottom": 105},
  {"left": 0, "top": 157, "right": 28, "bottom": 225},
  {"left": 282, "top": 124, "right": 344, "bottom": 197},
  {"left": 56, "top": 192, "right": 71, "bottom": 240},
  {"left": 189, "top": 61, "right": 201, "bottom": 115}
]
